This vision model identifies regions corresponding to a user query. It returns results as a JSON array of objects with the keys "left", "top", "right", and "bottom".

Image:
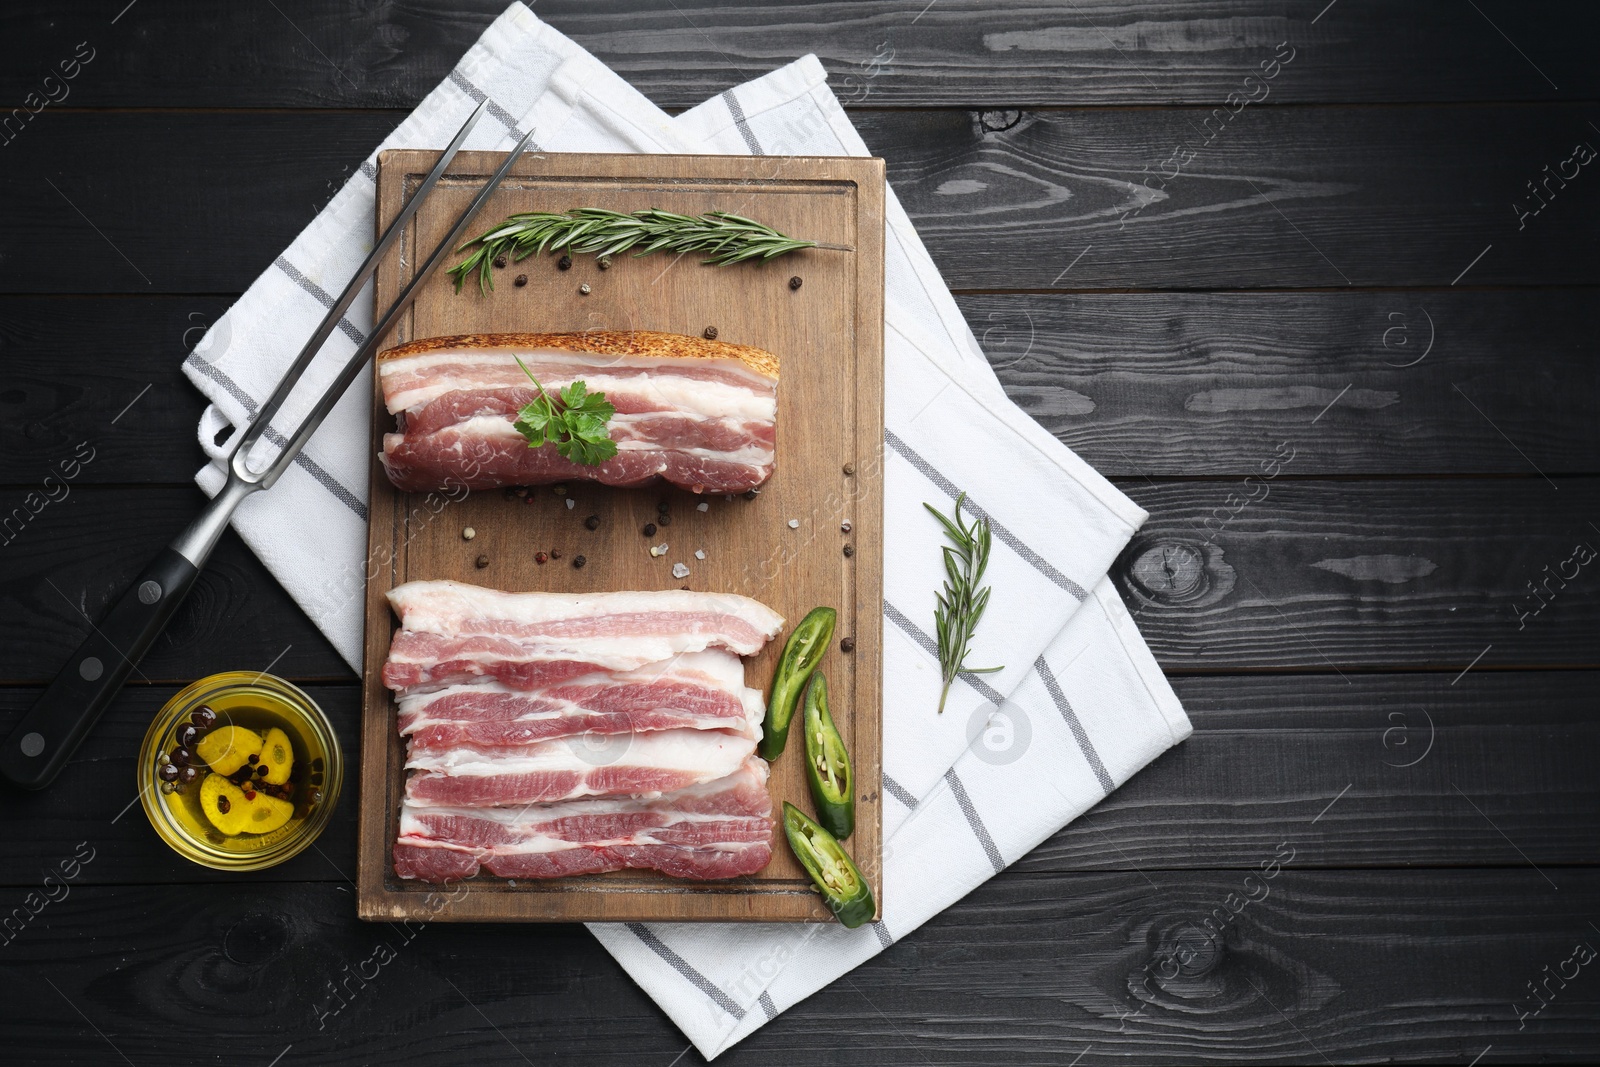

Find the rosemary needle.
[
  {"left": 448, "top": 208, "right": 846, "bottom": 294},
  {"left": 925, "top": 493, "right": 1003, "bottom": 713}
]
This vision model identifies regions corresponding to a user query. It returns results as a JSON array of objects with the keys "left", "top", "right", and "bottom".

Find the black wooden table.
[{"left": 2, "top": 3, "right": 1597, "bottom": 1063}]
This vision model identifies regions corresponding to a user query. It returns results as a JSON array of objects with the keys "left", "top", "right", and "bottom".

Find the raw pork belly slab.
[
  {"left": 398, "top": 652, "right": 763, "bottom": 751},
  {"left": 394, "top": 758, "right": 774, "bottom": 881},
  {"left": 382, "top": 582, "right": 785, "bottom": 693},
  {"left": 376, "top": 331, "right": 779, "bottom": 495},
  {"left": 382, "top": 581, "right": 783, "bottom": 882},
  {"left": 404, "top": 727, "right": 758, "bottom": 806}
]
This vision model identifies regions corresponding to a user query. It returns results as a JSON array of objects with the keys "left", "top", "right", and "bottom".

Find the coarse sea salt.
[
  {"left": 672, "top": 563, "right": 690, "bottom": 579},
  {"left": 787, "top": 519, "right": 800, "bottom": 529},
  {"left": 696, "top": 502, "right": 709, "bottom": 512},
  {"left": 694, "top": 549, "right": 706, "bottom": 560}
]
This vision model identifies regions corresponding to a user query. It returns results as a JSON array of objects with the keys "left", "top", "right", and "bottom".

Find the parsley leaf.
[{"left": 512, "top": 357, "right": 618, "bottom": 466}]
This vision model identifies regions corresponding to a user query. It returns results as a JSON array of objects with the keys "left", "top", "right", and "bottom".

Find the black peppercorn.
[
  {"left": 657, "top": 513, "right": 671, "bottom": 526},
  {"left": 550, "top": 549, "right": 562, "bottom": 560},
  {"left": 475, "top": 554, "right": 490, "bottom": 568},
  {"left": 657, "top": 501, "right": 670, "bottom": 514},
  {"left": 703, "top": 326, "right": 718, "bottom": 340},
  {"left": 493, "top": 255, "right": 507, "bottom": 269},
  {"left": 843, "top": 463, "right": 855, "bottom": 475},
  {"left": 573, "top": 555, "right": 587, "bottom": 569},
  {"left": 840, "top": 637, "right": 856, "bottom": 653},
  {"left": 514, "top": 274, "right": 528, "bottom": 287},
  {"left": 643, "top": 523, "right": 657, "bottom": 536},
  {"left": 584, "top": 515, "right": 600, "bottom": 530},
  {"left": 843, "top": 544, "right": 854, "bottom": 557},
  {"left": 789, "top": 276, "right": 803, "bottom": 290},
  {"left": 558, "top": 255, "right": 572, "bottom": 270},
  {"left": 598, "top": 256, "right": 612, "bottom": 270}
]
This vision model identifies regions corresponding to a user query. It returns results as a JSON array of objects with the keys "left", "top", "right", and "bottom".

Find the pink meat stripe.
[
  {"left": 393, "top": 758, "right": 774, "bottom": 882},
  {"left": 382, "top": 581, "right": 783, "bottom": 882},
  {"left": 377, "top": 336, "right": 778, "bottom": 495}
]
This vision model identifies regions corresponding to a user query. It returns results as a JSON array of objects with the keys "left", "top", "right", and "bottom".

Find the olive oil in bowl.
[{"left": 138, "top": 672, "right": 343, "bottom": 871}]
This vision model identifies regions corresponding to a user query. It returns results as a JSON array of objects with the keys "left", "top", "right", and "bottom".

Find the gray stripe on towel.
[
  {"left": 272, "top": 256, "right": 368, "bottom": 347},
  {"left": 721, "top": 88, "right": 765, "bottom": 156},
  {"left": 883, "top": 599, "right": 1004, "bottom": 705},
  {"left": 625, "top": 923, "right": 745, "bottom": 1019},
  {"left": 883, "top": 428, "right": 1088, "bottom": 601},
  {"left": 757, "top": 991, "right": 778, "bottom": 1020},
  {"left": 870, "top": 921, "right": 894, "bottom": 949},
  {"left": 449, "top": 69, "right": 536, "bottom": 144},
  {"left": 1034, "top": 656, "right": 1115, "bottom": 796},
  {"left": 881, "top": 773, "right": 917, "bottom": 810},
  {"left": 183, "top": 354, "right": 368, "bottom": 521},
  {"left": 944, "top": 767, "right": 1005, "bottom": 874}
]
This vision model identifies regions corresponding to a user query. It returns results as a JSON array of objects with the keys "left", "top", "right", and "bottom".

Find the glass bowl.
[{"left": 138, "top": 672, "right": 343, "bottom": 871}]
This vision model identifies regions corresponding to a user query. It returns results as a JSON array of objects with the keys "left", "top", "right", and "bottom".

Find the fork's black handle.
[{"left": 0, "top": 548, "right": 200, "bottom": 790}]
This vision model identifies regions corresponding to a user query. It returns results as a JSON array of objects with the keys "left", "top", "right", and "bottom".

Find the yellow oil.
[{"left": 157, "top": 689, "right": 331, "bottom": 856}]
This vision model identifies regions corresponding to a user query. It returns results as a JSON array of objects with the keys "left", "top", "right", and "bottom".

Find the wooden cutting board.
[{"left": 356, "top": 151, "right": 885, "bottom": 922}]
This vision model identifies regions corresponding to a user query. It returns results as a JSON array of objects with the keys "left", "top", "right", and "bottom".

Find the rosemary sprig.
[
  {"left": 924, "top": 493, "right": 1002, "bottom": 714},
  {"left": 448, "top": 208, "right": 829, "bottom": 294}
]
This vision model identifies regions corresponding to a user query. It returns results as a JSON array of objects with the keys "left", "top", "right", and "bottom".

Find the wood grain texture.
[
  {"left": 0, "top": 297, "right": 222, "bottom": 486},
  {"left": 2, "top": 1, "right": 1596, "bottom": 109},
  {"left": 358, "top": 151, "right": 885, "bottom": 922},
  {"left": 2, "top": 872, "right": 1596, "bottom": 1065},
  {"left": 0, "top": 487, "right": 347, "bottom": 685},
  {"left": 3, "top": 290, "right": 1593, "bottom": 484},
  {"left": 3, "top": 672, "right": 1596, "bottom": 888},
  {"left": 1116, "top": 477, "right": 1600, "bottom": 670},
  {"left": 959, "top": 289, "right": 1600, "bottom": 477},
  {"left": 4, "top": 104, "right": 1599, "bottom": 293}
]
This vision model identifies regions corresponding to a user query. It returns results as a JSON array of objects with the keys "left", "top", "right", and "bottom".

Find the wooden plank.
[
  {"left": 5, "top": 289, "right": 1594, "bottom": 485},
  {"left": 1116, "top": 477, "right": 1600, "bottom": 670},
  {"left": 0, "top": 487, "right": 350, "bottom": 684},
  {"left": 4, "top": 671, "right": 1597, "bottom": 887},
  {"left": 4, "top": 105, "right": 1599, "bottom": 292},
  {"left": 2, "top": 872, "right": 1596, "bottom": 1063},
  {"left": 358, "top": 151, "right": 885, "bottom": 922},
  {"left": 1016, "top": 671, "right": 1600, "bottom": 873},
  {"left": 3, "top": 1, "right": 1596, "bottom": 109},
  {"left": 0, "top": 296, "right": 222, "bottom": 485},
  {"left": 4, "top": 473, "right": 1596, "bottom": 688},
  {"left": 958, "top": 289, "right": 1600, "bottom": 477}
]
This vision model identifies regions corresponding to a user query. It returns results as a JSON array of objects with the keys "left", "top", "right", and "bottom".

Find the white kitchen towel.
[
  {"left": 593, "top": 577, "right": 1190, "bottom": 1058},
  {"left": 180, "top": 2, "right": 1150, "bottom": 831},
  {"left": 175, "top": 4, "right": 1193, "bottom": 1058}
]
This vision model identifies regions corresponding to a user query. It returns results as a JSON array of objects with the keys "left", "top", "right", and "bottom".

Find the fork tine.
[
  {"left": 252, "top": 123, "right": 540, "bottom": 489},
  {"left": 229, "top": 98, "right": 491, "bottom": 474}
]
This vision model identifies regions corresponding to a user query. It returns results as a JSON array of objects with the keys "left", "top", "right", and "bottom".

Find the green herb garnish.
[
  {"left": 925, "top": 493, "right": 1002, "bottom": 713},
  {"left": 449, "top": 208, "right": 832, "bottom": 294},
  {"left": 512, "top": 356, "right": 617, "bottom": 466}
]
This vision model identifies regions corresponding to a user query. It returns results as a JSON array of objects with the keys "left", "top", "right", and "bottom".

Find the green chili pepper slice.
[
  {"left": 802, "top": 673, "right": 853, "bottom": 840},
  {"left": 759, "top": 606, "right": 836, "bottom": 760},
  {"left": 782, "top": 801, "right": 875, "bottom": 928}
]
